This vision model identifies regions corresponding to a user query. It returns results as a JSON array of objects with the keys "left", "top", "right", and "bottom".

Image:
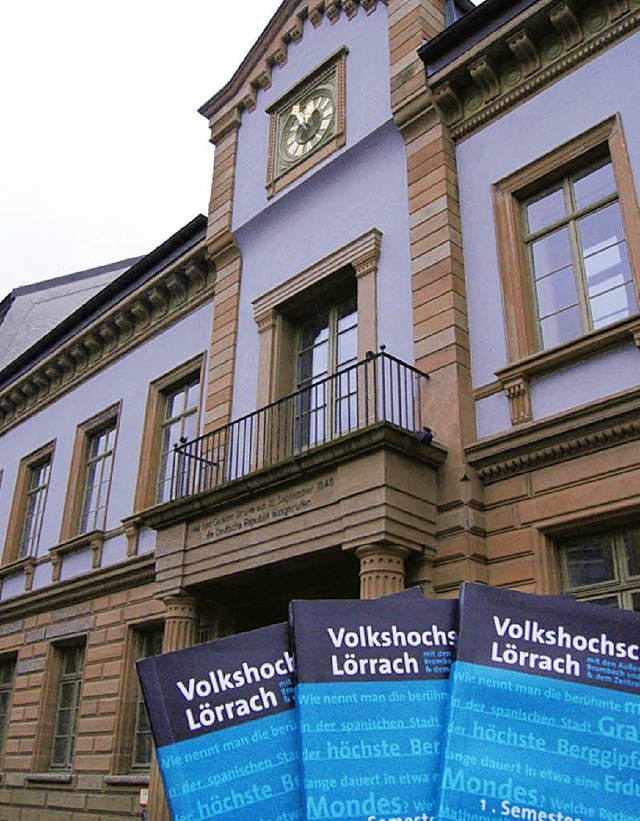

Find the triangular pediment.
[{"left": 199, "top": 0, "right": 387, "bottom": 130}]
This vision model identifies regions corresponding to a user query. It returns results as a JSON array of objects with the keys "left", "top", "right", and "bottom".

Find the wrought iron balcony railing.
[{"left": 171, "top": 349, "right": 430, "bottom": 500}]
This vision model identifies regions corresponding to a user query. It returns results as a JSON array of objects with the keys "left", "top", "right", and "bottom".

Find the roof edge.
[
  {"left": 199, "top": 0, "right": 299, "bottom": 120},
  {"left": 0, "top": 215, "right": 208, "bottom": 387}
]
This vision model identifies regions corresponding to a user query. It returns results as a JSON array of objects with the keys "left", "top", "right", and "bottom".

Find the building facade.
[{"left": 0, "top": 0, "right": 637, "bottom": 818}]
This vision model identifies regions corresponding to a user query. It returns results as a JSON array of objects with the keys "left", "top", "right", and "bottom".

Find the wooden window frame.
[
  {"left": 133, "top": 354, "right": 205, "bottom": 512},
  {"left": 111, "top": 621, "right": 164, "bottom": 775},
  {"left": 3, "top": 441, "right": 55, "bottom": 565},
  {"left": 59, "top": 404, "right": 121, "bottom": 542},
  {"left": 493, "top": 115, "right": 640, "bottom": 369}
]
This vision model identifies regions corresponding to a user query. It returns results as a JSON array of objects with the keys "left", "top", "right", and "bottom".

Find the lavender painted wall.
[
  {"left": 0, "top": 303, "right": 212, "bottom": 595},
  {"left": 456, "top": 34, "right": 640, "bottom": 439},
  {"left": 233, "top": 8, "right": 394, "bottom": 229},
  {"left": 230, "top": 6, "right": 415, "bottom": 418}
]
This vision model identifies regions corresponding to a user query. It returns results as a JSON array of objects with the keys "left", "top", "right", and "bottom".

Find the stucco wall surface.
[
  {"left": 456, "top": 33, "right": 640, "bottom": 438},
  {"left": 0, "top": 303, "right": 213, "bottom": 581},
  {"left": 230, "top": 7, "right": 414, "bottom": 418}
]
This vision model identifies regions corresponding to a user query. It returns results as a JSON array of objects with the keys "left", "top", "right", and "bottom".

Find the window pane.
[
  {"left": 584, "top": 240, "right": 631, "bottom": 298},
  {"left": 186, "top": 382, "right": 200, "bottom": 410},
  {"left": 19, "top": 457, "right": 52, "bottom": 558},
  {"left": 80, "top": 423, "right": 116, "bottom": 533},
  {"left": 337, "top": 324, "right": 358, "bottom": 370},
  {"left": 565, "top": 536, "right": 615, "bottom": 587},
  {"left": 299, "top": 312, "right": 329, "bottom": 352},
  {"left": 587, "top": 595, "right": 620, "bottom": 609},
  {"left": 573, "top": 161, "right": 616, "bottom": 210},
  {"left": 52, "top": 647, "right": 84, "bottom": 769},
  {"left": 579, "top": 202, "right": 626, "bottom": 256},
  {"left": 590, "top": 280, "right": 638, "bottom": 329},
  {"left": 623, "top": 528, "right": 640, "bottom": 577},
  {"left": 526, "top": 186, "right": 566, "bottom": 234},
  {"left": 531, "top": 227, "right": 573, "bottom": 278},
  {"left": 539, "top": 304, "right": 583, "bottom": 348},
  {"left": 535, "top": 266, "right": 578, "bottom": 318},
  {"left": 632, "top": 592, "right": 640, "bottom": 612}
]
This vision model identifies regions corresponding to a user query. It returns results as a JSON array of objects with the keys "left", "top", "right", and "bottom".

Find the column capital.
[{"left": 355, "top": 543, "right": 409, "bottom": 599}]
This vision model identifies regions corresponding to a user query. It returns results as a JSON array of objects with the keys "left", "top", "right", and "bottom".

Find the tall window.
[
  {"left": 50, "top": 644, "right": 85, "bottom": 769},
  {"left": 60, "top": 405, "right": 120, "bottom": 543},
  {"left": 492, "top": 116, "right": 640, "bottom": 366},
  {"left": 524, "top": 159, "right": 638, "bottom": 349},
  {"left": 131, "top": 627, "right": 164, "bottom": 768},
  {"left": 134, "top": 357, "right": 204, "bottom": 512},
  {"left": 79, "top": 421, "right": 117, "bottom": 533},
  {"left": 0, "top": 658, "right": 16, "bottom": 755},
  {"left": 19, "top": 456, "right": 52, "bottom": 558},
  {"left": 156, "top": 379, "right": 200, "bottom": 503},
  {"left": 560, "top": 525, "right": 640, "bottom": 610},
  {"left": 294, "top": 294, "right": 358, "bottom": 448},
  {"left": 3, "top": 442, "right": 54, "bottom": 564}
]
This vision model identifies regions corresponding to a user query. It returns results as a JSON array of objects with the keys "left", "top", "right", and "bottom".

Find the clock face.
[
  {"left": 280, "top": 92, "right": 336, "bottom": 162},
  {"left": 266, "top": 47, "right": 347, "bottom": 197}
]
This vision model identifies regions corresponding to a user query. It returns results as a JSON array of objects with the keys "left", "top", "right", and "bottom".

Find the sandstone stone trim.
[
  {"left": 356, "top": 543, "right": 409, "bottom": 598},
  {"left": 199, "top": 0, "right": 387, "bottom": 135},
  {"left": 0, "top": 244, "right": 212, "bottom": 437},
  {"left": 426, "top": 0, "right": 640, "bottom": 141},
  {"left": 49, "top": 531, "right": 105, "bottom": 582},
  {"left": 136, "top": 421, "right": 447, "bottom": 532},
  {"left": 467, "top": 388, "right": 640, "bottom": 482},
  {"left": 0, "top": 554, "right": 154, "bottom": 623}
]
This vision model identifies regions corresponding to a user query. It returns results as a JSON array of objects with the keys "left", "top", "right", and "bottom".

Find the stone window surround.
[
  {"left": 59, "top": 403, "right": 122, "bottom": 544},
  {"left": 2, "top": 441, "right": 56, "bottom": 566},
  {"left": 252, "top": 227, "right": 381, "bottom": 409},
  {"left": 110, "top": 620, "right": 164, "bottom": 776},
  {"left": 133, "top": 354, "right": 207, "bottom": 514},
  {"left": 492, "top": 114, "right": 640, "bottom": 425},
  {"left": 30, "top": 637, "right": 87, "bottom": 775}
]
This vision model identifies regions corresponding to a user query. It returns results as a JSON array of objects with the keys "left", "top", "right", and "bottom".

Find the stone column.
[
  {"left": 146, "top": 595, "right": 199, "bottom": 821},
  {"left": 355, "top": 544, "right": 409, "bottom": 599}
]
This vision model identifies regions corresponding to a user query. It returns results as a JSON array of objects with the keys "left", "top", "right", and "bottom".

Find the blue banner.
[{"left": 157, "top": 709, "right": 303, "bottom": 821}]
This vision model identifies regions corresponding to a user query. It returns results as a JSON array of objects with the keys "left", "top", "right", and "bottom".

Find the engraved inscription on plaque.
[{"left": 187, "top": 475, "right": 336, "bottom": 546}]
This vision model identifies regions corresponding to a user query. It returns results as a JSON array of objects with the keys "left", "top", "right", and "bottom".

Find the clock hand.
[{"left": 292, "top": 104, "right": 307, "bottom": 126}]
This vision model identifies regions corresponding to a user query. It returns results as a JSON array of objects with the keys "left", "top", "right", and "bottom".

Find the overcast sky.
[{"left": 1, "top": 0, "right": 483, "bottom": 298}]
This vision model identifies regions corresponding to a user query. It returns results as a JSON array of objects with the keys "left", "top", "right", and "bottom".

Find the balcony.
[{"left": 171, "top": 350, "right": 433, "bottom": 501}]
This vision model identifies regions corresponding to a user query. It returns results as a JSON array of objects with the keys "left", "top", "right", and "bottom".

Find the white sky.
[{"left": 1, "top": 0, "right": 484, "bottom": 298}]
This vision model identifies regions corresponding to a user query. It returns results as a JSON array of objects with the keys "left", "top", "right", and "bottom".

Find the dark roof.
[
  {"left": 0, "top": 215, "right": 207, "bottom": 388},
  {"left": 420, "top": 0, "right": 540, "bottom": 75}
]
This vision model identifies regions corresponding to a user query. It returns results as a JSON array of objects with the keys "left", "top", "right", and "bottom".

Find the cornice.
[
  {"left": 0, "top": 554, "right": 155, "bottom": 624},
  {"left": 253, "top": 227, "right": 382, "bottom": 322},
  {"left": 0, "top": 243, "right": 214, "bottom": 436},
  {"left": 426, "top": 0, "right": 640, "bottom": 141},
  {"left": 199, "top": 0, "right": 388, "bottom": 144},
  {"left": 467, "top": 387, "right": 640, "bottom": 483}
]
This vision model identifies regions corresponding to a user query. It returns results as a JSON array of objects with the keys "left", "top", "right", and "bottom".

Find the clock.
[
  {"left": 266, "top": 47, "right": 347, "bottom": 197},
  {"left": 281, "top": 93, "right": 336, "bottom": 161}
]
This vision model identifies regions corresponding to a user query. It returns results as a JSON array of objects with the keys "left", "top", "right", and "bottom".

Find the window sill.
[
  {"left": 26, "top": 772, "right": 74, "bottom": 784},
  {"left": 0, "top": 555, "right": 36, "bottom": 578},
  {"left": 49, "top": 530, "right": 105, "bottom": 581},
  {"left": 495, "top": 315, "right": 640, "bottom": 425},
  {"left": 104, "top": 774, "right": 150, "bottom": 786},
  {"left": 497, "top": 315, "right": 640, "bottom": 383}
]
